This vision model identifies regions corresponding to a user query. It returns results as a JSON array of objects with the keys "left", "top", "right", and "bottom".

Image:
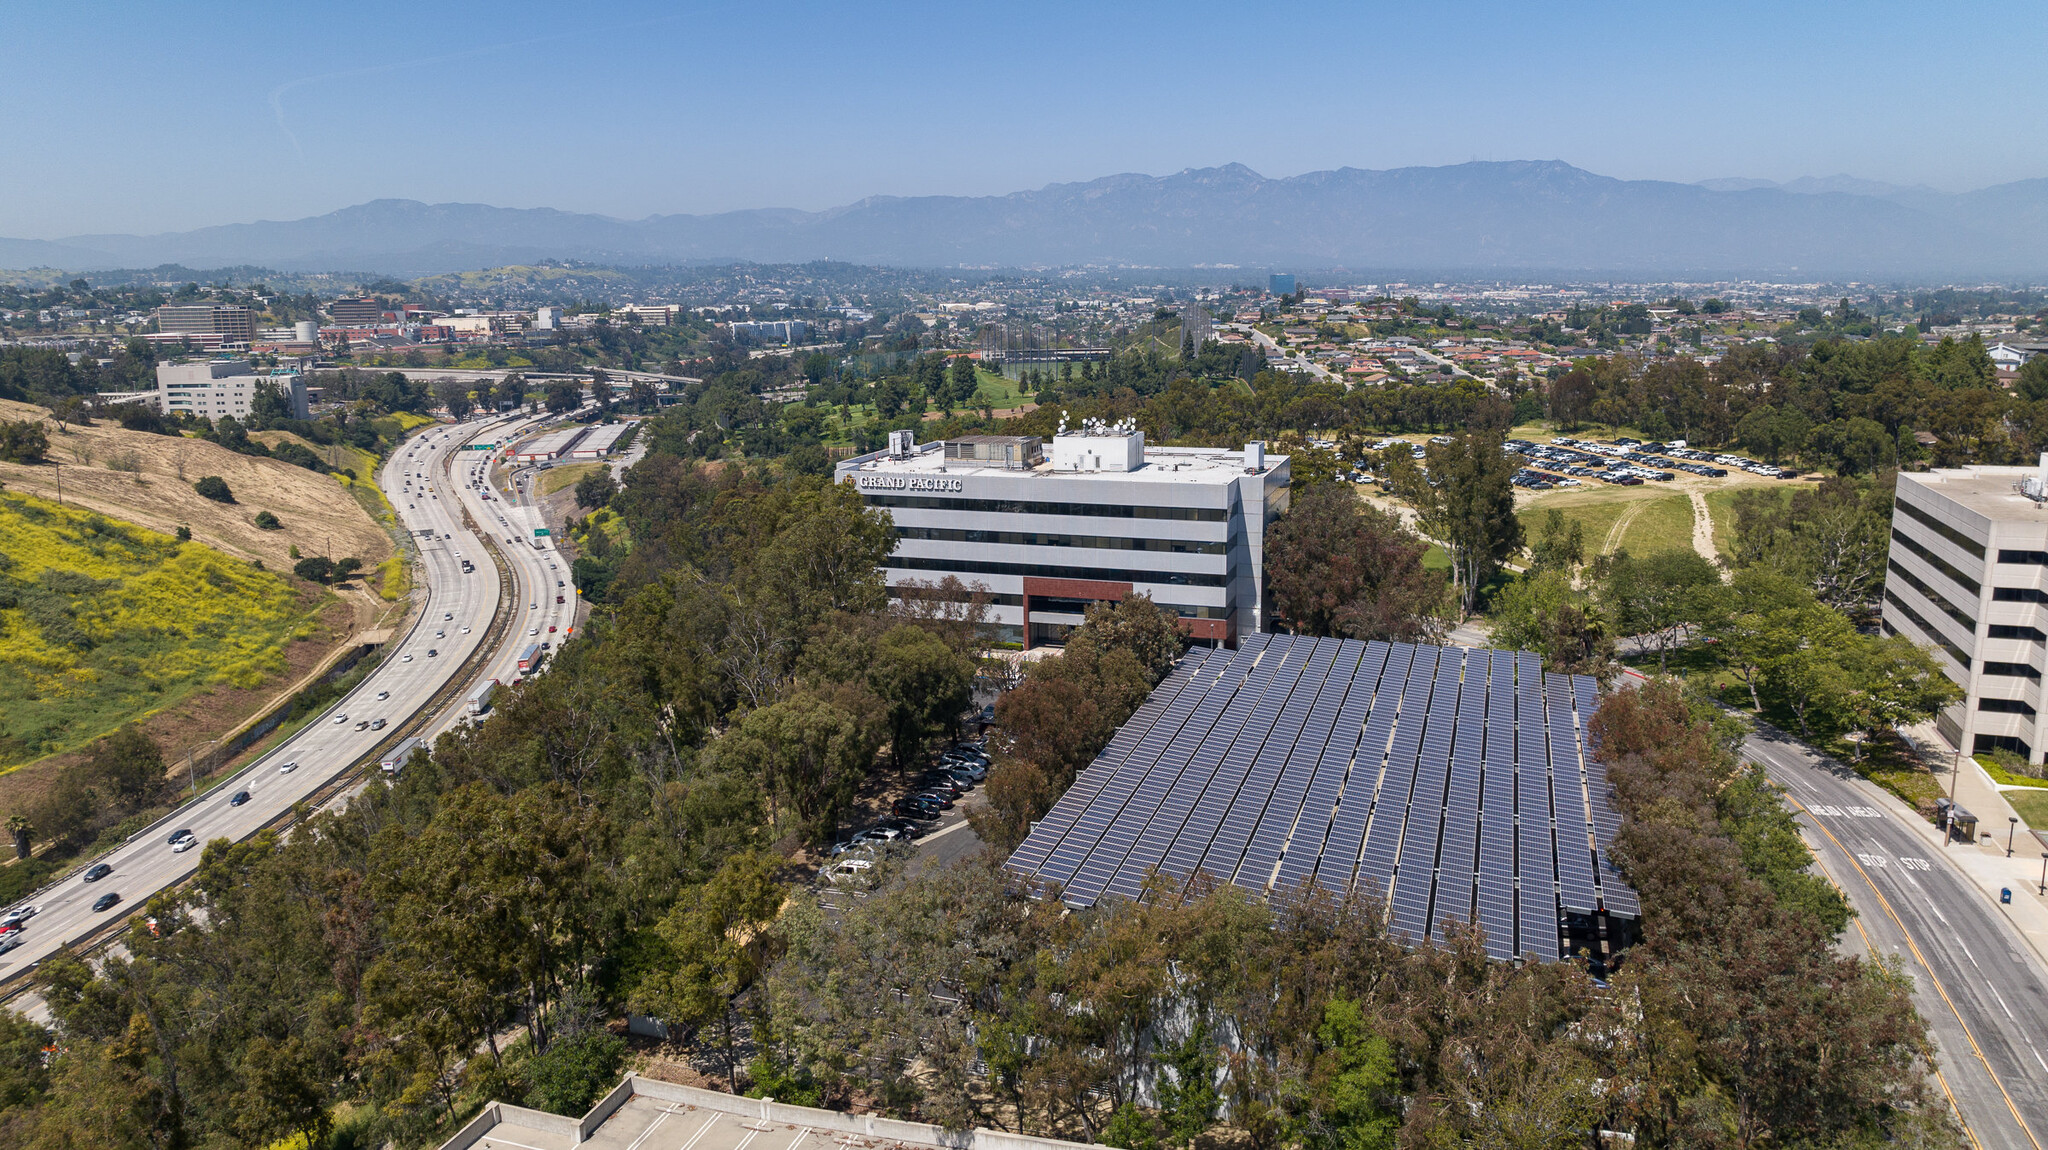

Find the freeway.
[
  {"left": 1747, "top": 724, "right": 2048, "bottom": 1150},
  {"left": 0, "top": 410, "right": 531, "bottom": 985}
]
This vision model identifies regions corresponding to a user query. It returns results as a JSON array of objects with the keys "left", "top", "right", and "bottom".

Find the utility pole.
[{"left": 53, "top": 462, "right": 60, "bottom": 504}]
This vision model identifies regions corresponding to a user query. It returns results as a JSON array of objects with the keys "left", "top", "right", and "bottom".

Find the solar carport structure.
[{"left": 1005, "top": 633, "right": 1641, "bottom": 965}]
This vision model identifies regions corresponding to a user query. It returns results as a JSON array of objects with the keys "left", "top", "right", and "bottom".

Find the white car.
[
  {"left": 402, "top": 653, "right": 413, "bottom": 662},
  {"left": 170, "top": 831, "right": 198, "bottom": 853},
  {"left": 376, "top": 690, "right": 389, "bottom": 701},
  {"left": 332, "top": 714, "right": 348, "bottom": 724},
  {"left": 461, "top": 626, "right": 471, "bottom": 634},
  {"left": 0, "top": 905, "right": 38, "bottom": 929},
  {"left": 529, "top": 627, "right": 540, "bottom": 636},
  {"left": 279, "top": 760, "right": 300, "bottom": 773}
]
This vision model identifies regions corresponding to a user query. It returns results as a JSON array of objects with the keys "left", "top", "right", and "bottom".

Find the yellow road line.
[{"left": 1789, "top": 794, "right": 2039, "bottom": 1150}]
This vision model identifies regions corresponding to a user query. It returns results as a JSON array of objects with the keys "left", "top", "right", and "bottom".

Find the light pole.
[
  {"left": 2009, "top": 816, "right": 2020, "bottom": 858},
  {"left": 2039, "top": 852, "right": 2047, "bottom": 896}
]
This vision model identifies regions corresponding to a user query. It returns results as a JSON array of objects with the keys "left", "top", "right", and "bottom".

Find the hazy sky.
[{"left": 3, "top": 0, "right": 2041, "bottom": 237}]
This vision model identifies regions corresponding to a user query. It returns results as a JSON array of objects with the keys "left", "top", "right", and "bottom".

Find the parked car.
[
  {"left": 893, "top": 798, "right": 942, "bottom": 821},
  {"left": 913, "top": 790, "right": 956, "bottom": 810}
]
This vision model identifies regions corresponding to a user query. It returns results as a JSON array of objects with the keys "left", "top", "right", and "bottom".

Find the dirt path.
[
  {"left": 1601, "top": 499, "right": 1647, "bottom": 555},
  {"left": 1687, "top": 489, "right": 1727, "bottom": 576}
]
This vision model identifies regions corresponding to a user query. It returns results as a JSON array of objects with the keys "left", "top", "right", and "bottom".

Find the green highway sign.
[{"left": 533, "top": 528, "right": 551, "bottom": 537}]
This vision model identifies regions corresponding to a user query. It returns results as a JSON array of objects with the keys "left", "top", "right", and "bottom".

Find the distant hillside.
[{"left": 8, "top": 160, "right": 2048, "bottom": 277}]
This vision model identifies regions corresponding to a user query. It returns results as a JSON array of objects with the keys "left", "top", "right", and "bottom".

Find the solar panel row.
[{"left": 1004, "top": 635, "right": 1641, "bottom": 965}]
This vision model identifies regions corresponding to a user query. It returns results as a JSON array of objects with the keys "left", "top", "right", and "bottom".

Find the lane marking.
[
  {"left": 1803, "top": 822, "right": 1983, "bottom": 1150},
  {"left": 1788, "top": 793, "right": 2041, "bottom": 1150}
]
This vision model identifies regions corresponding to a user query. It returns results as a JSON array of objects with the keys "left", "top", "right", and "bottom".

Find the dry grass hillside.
[{"left": 0, "top": 399, "right": 390, "bottom": 571}]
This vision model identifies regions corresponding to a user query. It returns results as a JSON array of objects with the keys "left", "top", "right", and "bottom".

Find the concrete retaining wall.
[{"left": 441, "top": 1102, "right": 504, "bottom": 1150}]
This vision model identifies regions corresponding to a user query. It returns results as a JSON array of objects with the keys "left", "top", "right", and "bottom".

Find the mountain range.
[{"left": 5, "top": 160, "right": 2047, "bottom": 279}]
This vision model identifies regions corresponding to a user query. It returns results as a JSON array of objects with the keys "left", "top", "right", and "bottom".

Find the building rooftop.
[
  {"left": 1902, "top": 465, "right": 2048, "bottom": 523},
  {"left": 845, "top": 438, "right": 1283, "bottom": 486}
]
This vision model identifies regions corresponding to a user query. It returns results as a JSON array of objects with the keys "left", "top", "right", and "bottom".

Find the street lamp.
[
  {"left": 2039, "top": 852, "right": 2047, "bottom": 896},
  {"left": 2009, "top": 816, "right": 2019, "bottom": 858}
]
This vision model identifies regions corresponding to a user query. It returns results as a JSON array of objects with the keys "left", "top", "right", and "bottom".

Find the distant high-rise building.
[
  {"left": 153, "top": 304, "right": 255, "bottom": 346},
  {"left": 534, "top": 306, "right": 563, "bottom": 330},
  {"left": 1268, "top": 273, "right": 1295, "bottom": 296},
  {"left": 327, "top": 298, "right": 384, "bottom": 324}
]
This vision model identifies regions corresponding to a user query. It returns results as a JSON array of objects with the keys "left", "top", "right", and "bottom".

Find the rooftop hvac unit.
[{"left": 888, "top": 429, "right": 915, "bottom": 458}]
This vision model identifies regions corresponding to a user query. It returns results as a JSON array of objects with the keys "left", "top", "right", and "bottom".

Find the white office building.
[
  {"left": 835, "top": 424, "right": 1289, "bottom": 649},
  {"left": 1882, "top": 460, "right": 2048, "bottom": 762},
  {"left": 155, "top": 361, "right": 308, "bottom": 421}
]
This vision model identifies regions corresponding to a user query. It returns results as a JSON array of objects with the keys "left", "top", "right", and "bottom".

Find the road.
[
  {"left": 0, "top": 409, "right": 554, "bottom": 989},
  {"left": 1747, "top": 724, "right": 2048, "bottom": 1150}
]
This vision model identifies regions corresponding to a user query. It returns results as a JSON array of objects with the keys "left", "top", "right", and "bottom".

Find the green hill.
[{"left": 0, "top": 492, "right": 319, "bottom": 767}]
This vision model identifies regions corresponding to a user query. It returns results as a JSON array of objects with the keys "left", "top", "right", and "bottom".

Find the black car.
[
  {"left": 892, "top": 798, "right": 940, "bottom": 821},
  {"left": 920, "top": 775, "right": 967, "bottom": 796},
  {"left": 82, "top": 863, "right": 112, "bottom": 883},
  {"left": 92, "top": 893, "right": 120, "bottom": 912},
  {"left": 913, "top": 790, "right": 956, "bottom": 810},
  {"left": 878, "top": 817, "right": 924, "bottom": 838},
  {"left": 230, "top": 790, "right": 252, "bottom": 806}
]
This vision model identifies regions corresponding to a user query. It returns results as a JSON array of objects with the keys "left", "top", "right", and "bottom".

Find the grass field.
[
  {"left": 1704, "top": 484, "right": 1793, "bottom": 561},
  {"left": 1517, "top": 488, "right": 1696, "bottom": 557},
  {"left": 2007, "top": 789, "right": 2048, "bottom": 828},
  {"left": 540, "top": 461, "right": 603, "bottom": 495},
  {"left": 0, "top": 493, "right": 321, "bottom": 768}
]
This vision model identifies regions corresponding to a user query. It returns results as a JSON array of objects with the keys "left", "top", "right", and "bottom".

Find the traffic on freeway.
[
  {"left": 1749, "top": 725, "right": 2048, "bottom": 1150},
  {"left": 0, "top": 410, "right": 535, "bottom": 982}
]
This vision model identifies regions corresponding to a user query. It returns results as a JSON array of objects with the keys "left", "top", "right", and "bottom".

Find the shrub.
[
  {"left": 253, "top": 511, "right": 281, "bottom": 530},
  {"left": 521, "top": 1028, "right": 626, "bottom": 1116},
  {"left": 0, "top": 420, "right": 49, "bottom": 463},
  {"left": 194, "top": 475, "right": 234, "bottom": 503},
  {"left": 174, "top": 526, "right": 190, "bottom": 542}
]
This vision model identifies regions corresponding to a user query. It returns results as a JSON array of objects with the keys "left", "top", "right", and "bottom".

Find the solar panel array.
[{"left": 1006, "top": 633, "right": 1640, "bottom": 963}]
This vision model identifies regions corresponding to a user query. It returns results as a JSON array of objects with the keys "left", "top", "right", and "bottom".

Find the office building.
[
  {"left": 1882, "top": 460, "right": 2048, "bottom": 761},
  {"left": 327, "top": 298, "right": 384, "bottom": 324},
  {"left": 156, "top": 361, "right": 307, "bottom": 421},
  {"left": 1268, "top": 273, "right": 1295, "bottom": 296},
  {"left": 534, "top": 306, "right": 563, "bottom": 331},
  {"left": 729, "top": 319, "right": 807, "bottom": 344},
  {"left": 153, "top": 304, "right": 255, "bottom": 347},
  {"left": 1005, "top": 633, "right": 1639, "bottom": 965},
  {"left": 614, "top": 304, "right": 678, "bottom": 327},
  {"left": 834, "top": 423, "right": 1288, "bottom": 648}
]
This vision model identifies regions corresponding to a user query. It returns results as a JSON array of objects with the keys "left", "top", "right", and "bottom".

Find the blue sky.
[{"left": 2, "top": 0, "right": 2041, "bottom": 236}]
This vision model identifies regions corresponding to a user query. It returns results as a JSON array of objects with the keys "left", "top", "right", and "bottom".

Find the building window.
[
  {"left": 1985, "top": 661, "right": 2042, "bottom": 681},
  {"left": 861, "top": 493, "right": 1228, "bottom": 522},
  {"left": 1993, "top": 587, "right": 2048, "bottom": 603},
  {"left": 1895, "top": 496, "right": 1985, "bottom": 558},
  {"left": 1884, "top": 589, "right": 1971, "bottom": 668},
  {"left": 888, "top": 555, "right": 1229, "bottom": 588},
  {"left": 893, "top": 525, "right": 1229, "bottom": 555},
  {"left": 1979, "top": 697, "right": 2038, "bottom": 716},
  {"left": 1974, "top": 733, "right": 2033, "bottom": 758},
  {"left": 1889, "top": 560, "right": 1977, "bottom": 631},
  {"left": 1998, "top": 549, "right": 2048, "bottom": 566},
  {"left": 1891, "top": 529, "right": 1982, "bottom": 596},
  {"left": 1988, "top": 624, "right": 2048, "bottom": 643}
]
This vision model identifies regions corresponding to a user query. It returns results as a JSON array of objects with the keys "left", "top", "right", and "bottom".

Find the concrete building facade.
[
  {"left": 834, "top": 425, "right": 1288, "bottom": 649},
  {"left": 153, "top": 304, "right": 256, "bottom": 346},
  {"left": 155, "top": 361, "right": 307, "bottom": 421},
  {"left": 1883, "top": 462, "right": 2048, "bottom": 761}
]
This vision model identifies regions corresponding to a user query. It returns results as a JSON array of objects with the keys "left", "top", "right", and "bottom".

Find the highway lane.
[
  {"left": 1747, "top": 725, "right": 2048, "bottom": 1150},
  {"left": 0, "top": 412, "right": 522, "bottom": 984},
  {"left": 452, "top": 415, "right": 586, "bottom": 697}
]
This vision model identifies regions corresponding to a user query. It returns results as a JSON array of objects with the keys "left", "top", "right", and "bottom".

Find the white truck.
[
  {"left": 379, "top": 736, "right": 424, "bottom": 776},
  {"left": 467, "top": 678, "right": 499, "bottom": 715}
]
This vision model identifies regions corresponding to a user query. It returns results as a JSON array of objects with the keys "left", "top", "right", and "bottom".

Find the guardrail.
[{"left": 0, "top": 424, "right": 519, "bottom": 1000}]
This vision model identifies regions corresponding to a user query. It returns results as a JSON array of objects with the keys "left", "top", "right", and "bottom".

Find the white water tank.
[{"left": 294, "top": 320, "right": 318, "bottom": 343}]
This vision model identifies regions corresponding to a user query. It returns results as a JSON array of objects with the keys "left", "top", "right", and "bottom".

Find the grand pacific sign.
[{"left": 853, "top": 474, "right": 965, "bottom": 492}]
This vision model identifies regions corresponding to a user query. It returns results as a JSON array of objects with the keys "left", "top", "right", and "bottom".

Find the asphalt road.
[
  {"left": 1747, "top": 724, "right": 2048, "bottom": 1150},
  {"left": 0, "top": 410, "right": 540, "bottom": 986}
]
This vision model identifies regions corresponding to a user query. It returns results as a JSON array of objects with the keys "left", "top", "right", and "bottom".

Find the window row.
[
  {"left": 893, "top": 525, "right": 1229, "bottom": 555},
  {"left": 1884, "top": 590, "right": 1971, "bottom": 668},
  {"left": 1891, "top": 528, "right": 1981, "bottom": 597},
  {"left": 1895, "top": 496, "right": 1985, "bottom": 558},
  {"left": 1888, "top": 559, "right": 1976, "bottom": 632},
  {"left": 887, "top": 555, "right": 1230, "bottom": 588},
  {"left": 862, "top": 493, "right": 1229, "bottom": 522}
]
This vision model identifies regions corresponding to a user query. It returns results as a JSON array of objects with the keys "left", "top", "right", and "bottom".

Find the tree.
[
  {"left": 544, "top": 381, "right": 581, "bottom": 414},
  {"left": 1265, "top": 484, "right": 1448, "bottom": 641},
  {"left": 5, "top": 813, "right": 31, "bottom": 860},
  {"left": 1309, "top": 998, "right": 1397, "bottom": 1150},
  {"left": 631, "top": 851, "right": 785, "bottom": 1089},
  {"left": 710, "top": 690, "right": 878, "bottom": 839},
  {"left": 253, "top": 510, "right": 281, "bottom": 530},
  {"left": 82, "top": 724, "right": 164, "bottom": 813},
  {"left": 1064, "top": 595, "right": 1186, "bottom": 684},
  {"left": 2018, "top": 355, "right": 2048, "bottom": 403},
  {"left": 1805, "top": 417, "right": 1892, "bottom": 476},
  {"left": 0, "top": 420, "right": 49, "bottom": 463},
  {"left": 436, "top": 380, "right": 474, "bottom": 421},
  {"left": 573, "top": 468, "right": 617, "bottom": 510},
  {"left": 1525, "top": 508, "right": 1584, "bottom": 574},
  {"left": 193, "top": 475, "right": 234, "bottom": 503},
  {"left": 1490, "top": 569, "right": 1616, "bottom": 680},
  {"left": 291, "top": 556, "right": 334, "bottom": 583},
  {"left": 867, "top": 625, "right": 975, "bottom": 772},
  {"left": 1597, "top": 549, "right": 1723, "bottom": 672},
  {"left": 1394, "top": 432, "right": 1522, "bottom": 617}
]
